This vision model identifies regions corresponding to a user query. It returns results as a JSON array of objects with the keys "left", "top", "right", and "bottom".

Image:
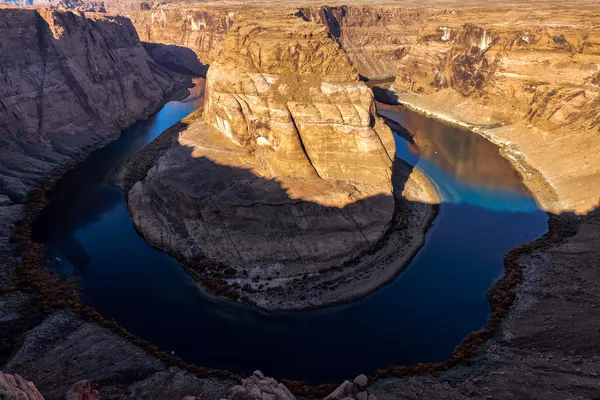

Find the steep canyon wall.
[
  {"left": 301, "top": 2, "right": 600, "bottom": 213},
  {"left": 125, "top": 2, "right": 600, "bottom": 212},
  {"left": 125, "top": 16, "right": 433, "bottom": 311},
  {"left": 0, "top": 9, "right": 179, "bottom": 390}
]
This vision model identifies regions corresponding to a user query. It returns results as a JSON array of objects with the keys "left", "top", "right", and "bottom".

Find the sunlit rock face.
[
  {"left": 298, "top": 5, "right": 427, "bottom": 79},
  {"left": 204, "top": 18, "right": 395, "bottom": 190},
  {"left": 294, "top": 3, "right": 600, "bottom": 213},
  {"left": 389, "top": 15, "right": 600, "bottom": 213},
  {"left": 127, "top": 8, "right": 235, "bottom": 74},
  {"left": 128, "top": 17, "right": 398, "bottom": 299}
]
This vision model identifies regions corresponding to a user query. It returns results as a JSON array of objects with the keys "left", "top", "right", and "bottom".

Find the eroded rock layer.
[
  {"left": 127, "top": 7, "right": 235, "bottom": 74},
  {"left": 378, "top": 4, "right": 600, "bottom": 213},
  {"left": 204, "top": 18, "right": 395, "bottom": 187},
  {"left": 0, "top": 8, "right": 188, "bottom": 397},
  {"left": 126, "top": 16, "right": 437, "bottom": 310},
  {"left": 0, "top": 8, "right": 174, "bottom": 204}
]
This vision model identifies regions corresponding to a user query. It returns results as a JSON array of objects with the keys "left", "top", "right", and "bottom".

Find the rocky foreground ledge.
[
  {"left": 0, "top": 369, "right": 380, "bottom": 400},
  {"left": 128, "top": 15, "right": 437, "bottom": 310}
]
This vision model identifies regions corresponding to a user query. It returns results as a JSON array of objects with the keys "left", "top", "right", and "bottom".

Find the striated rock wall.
[
  {"left": 125, "top": 16, "right": 433, "bottom": 311},
  {"left": 127, "top": 8, "right": 235, "bottom": 74},
  {"left": 298, "top": 5, "right": 430, "bottom": 79},
  {"left": 0, "top": 8, "right": 177, "bottom": 292},
  {"left": 0, "top": 8, "right": 182, "bottom": 395},
  {"left": 382, "top": 3, "right": 600, "bottom": 213},
  {"left": 0, "top": 8, "right": 174, "bottom": 204},
  {"left": 204, "top": 17, "right": 395, "bottom": 187}
]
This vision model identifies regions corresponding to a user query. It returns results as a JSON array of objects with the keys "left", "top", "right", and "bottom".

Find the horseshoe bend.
[{"left": 0, "top": 1, "right": 599, "bottom": 399}]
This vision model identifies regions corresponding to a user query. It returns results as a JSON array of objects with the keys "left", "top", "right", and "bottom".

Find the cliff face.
[
  {"left": 0, "top": 8, "right": 177, "bottom": 385},
  {"left": 381, "top": 3, "right": 600, "bottom": 213},
  {"left": 204, "top": 18, "right": 394, "bottom": 186},
  {"left": 287, "top": 2, "right": 600, "bottom": 213},
  {"left": 0, "top": 8, "right": 174, "bottom": 204},
  {"left": 298, "top": 5, "right": 430, "bottom": 79},
  {"left": 127, "top": 8, "right": 234, "bottom": 75},
  {"left": 126, "top": 16, "right": 425, "bottom": 311}
]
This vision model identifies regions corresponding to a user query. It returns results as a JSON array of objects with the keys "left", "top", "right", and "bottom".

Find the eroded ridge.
[{"left": 128, "top": 16, "right": 436, "bottom": 310}]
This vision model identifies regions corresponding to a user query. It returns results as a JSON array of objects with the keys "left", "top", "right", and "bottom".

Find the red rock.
[
  {"left": 65, "top": 380, "right": 99, "bottom": 400},
  {"left": 0, "top": 372, "right": 45, "bottom": 400}
]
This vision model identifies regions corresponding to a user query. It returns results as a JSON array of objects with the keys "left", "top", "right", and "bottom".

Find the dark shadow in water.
[{"left": 32, "top": 84, "right": 549, "bottom": 384}]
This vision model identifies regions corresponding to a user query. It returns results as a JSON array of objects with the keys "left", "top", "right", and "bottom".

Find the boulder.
[
  {"left": 353, "top": 374, "right": 368, "bottom": 390},
  {"left": 65, "top": 380, "right": 99, "bottom": 400},
  {"left": 224, "top": 371, "right": 295, "bottom": 400},
  {"left": 325, "top": 380, "right": 354, "bottom": 400},
  {"left": 0, "top": 372, "right": 44, "bottom": 400}
]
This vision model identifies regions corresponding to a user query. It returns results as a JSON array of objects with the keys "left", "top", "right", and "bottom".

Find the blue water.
[{"left": 33, "top": 85, "right": 548, "bottom": 383}]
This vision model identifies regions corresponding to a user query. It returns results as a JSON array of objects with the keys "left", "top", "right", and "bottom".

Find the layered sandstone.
[
  {"left": 298, "top": 5, "right": 428, "bottom": 79},
  {"left": 127, "top": 7, "right": 235, "bottom": 75},
  {"left": 0, "top": 8, "right": 174, "bottom": 204},
  {"left": 128, "top": 16, "right": 437, "bottom": 310},
  {"left": 204, "top": 18, "right": 395, "bottom": 186},
  {"left": 0, "top": 8, "right": 183, "bottom": 395},
  {"left": 0, "top": 7, "right": 177, "bottom": 290},
  {"left": 377, "top": 4, "right": 600, "bottom": 213},
  {"left": 0, "top": 8, "right": 176, "bottom": 287},
  {"left": 124, "top": 2, "right": 600, "bottom": 214}
]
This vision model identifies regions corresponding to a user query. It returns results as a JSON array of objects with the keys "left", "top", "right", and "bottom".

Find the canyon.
[
  {"left": 0, "top": 1, "right": 599, "bottom": 400},
  {"left": 0, "top": 5, "right": 179, "bottom": 357},
  {"left": 127, "top": 14, "right": 436, "bottom": 309},
  {"left": 124, "top": 0, "right": 600, "bottom": 214}
]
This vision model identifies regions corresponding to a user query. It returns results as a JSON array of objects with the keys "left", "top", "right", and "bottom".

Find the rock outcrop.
[
  {"left": 324, "top": 374, "right": 377, "bottom": 400},
  {"left": 298, "top": 5, "right": 428, "bottom": 79},
  {"left": 127, "top": 7, "right": 235, "bottom": 74},
  {"left": 204, "top": 17, "right": 395, "bottom": 186},
  {"left": 4, "top": 310, "right": 232, "bottom": 399},
  {"left": 0, "top": 372, "right": 44, "bottom": 399},
  {"left": 219, "top": 370, "right": 295, "bottom": 400},
  {"left": 127, "top": 16, "right": 438, "bottom": 310},
  {"left": 378, "top": 4, "right": 600, "bottom": 213},
  {"left": 0, "top": 372, "right": 99, "bottom": 400}
]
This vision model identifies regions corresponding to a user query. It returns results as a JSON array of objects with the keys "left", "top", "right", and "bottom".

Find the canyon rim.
[{"left": 0, "top": 1, "right": 599, "bottom": 400}]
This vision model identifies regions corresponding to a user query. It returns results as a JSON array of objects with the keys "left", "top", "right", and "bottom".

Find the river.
[{"left": 32, "top": 81, "right": 548, "bottom": 383}]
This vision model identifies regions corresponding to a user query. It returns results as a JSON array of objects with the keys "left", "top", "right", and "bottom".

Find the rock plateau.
[{"left": 1, "top": 2, "right": 600, "bottom": 400}]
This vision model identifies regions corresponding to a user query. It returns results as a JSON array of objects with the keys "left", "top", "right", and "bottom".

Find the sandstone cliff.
[
  {"left": 204, "top": 18, "right": 395, "bottom": 186},
  {"left": 0, "top": 8, "right": 184, "bottom": 395},
  {"left": 0, "top": 7, "right": 176, "bottom": 277},
  {"left": 377, "top": 3, "right": 600, "bottom": 213},
  {"left": 127, "top": 7, "right": 235, "bottom": 75},
  {"left": 0, "top": 8, "right": 174, "bottom": 204},
  {"left": 298, "top": 5, "right": 429, "bottom": 79},
  {"left": 127, "top": 16, "right": 436, "bottom": 310}
]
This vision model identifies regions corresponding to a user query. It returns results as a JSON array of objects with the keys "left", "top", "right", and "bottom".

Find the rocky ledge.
[{"left": 127, "top": 15, "right": 437, "bottom": 310}]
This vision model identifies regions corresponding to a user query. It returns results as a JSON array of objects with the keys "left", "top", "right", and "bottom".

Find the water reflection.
[
  {"left": 31, "top": 84, "right": 548, "bottom": 383},
  {"left": 379, "top": 103, "right": 538, "bottom": 212}
]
